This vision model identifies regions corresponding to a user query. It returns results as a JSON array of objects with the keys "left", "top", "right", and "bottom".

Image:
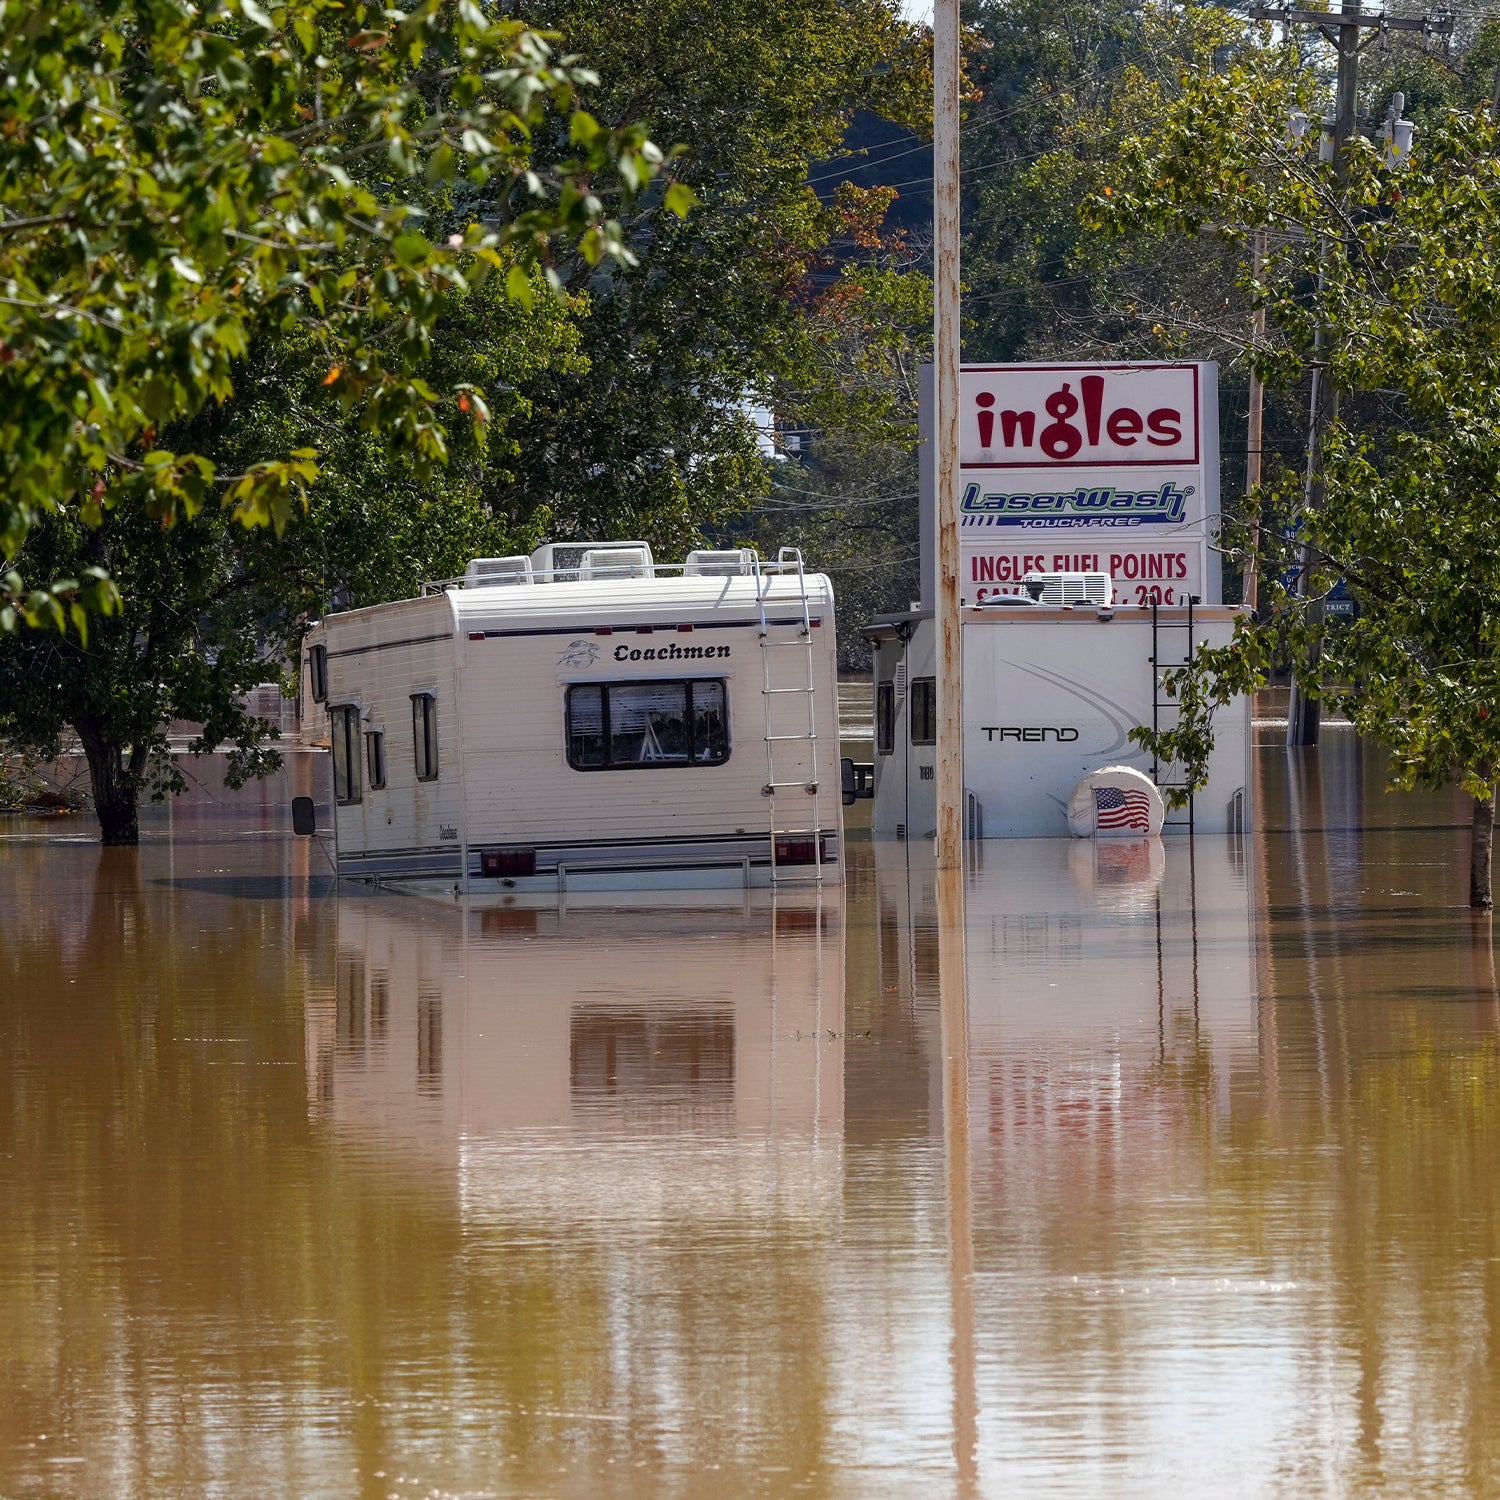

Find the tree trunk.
[
  {"left": 76, "top": 722, "right": 141, "bottom": 846},
  {"left": 1472, "top": 787, "right": 1495, "bottom": 910}
]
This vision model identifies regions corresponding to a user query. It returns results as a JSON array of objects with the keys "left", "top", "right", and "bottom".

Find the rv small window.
[
  {"left": 366, "top": 730, "right": 386, "bottom": 790},
  {"left": 910, "top": 677, "right": 936, "bottom": 746},
  {"left": 330, "top": 705, "right": 362, "bottom": 805},
  {"left": 566, "top": 679, "right": 730, "bottom": 771},
  {"left": 308, "top": 643, "right": 328, "bottom": 704},
  {"left": 876, "top": 682, "right": 895, "bottom": 756},
  {"left": 411, "top": 693, "right": 439, "bottom": 781}
]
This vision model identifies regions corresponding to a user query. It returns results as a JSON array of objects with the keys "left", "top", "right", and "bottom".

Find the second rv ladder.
[{"left": 755, "top": 548, "right": 827, "bottom": 884}]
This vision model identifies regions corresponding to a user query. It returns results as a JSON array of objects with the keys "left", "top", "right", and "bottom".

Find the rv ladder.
[
  {"left": 1149, "top": 597, "right": 1197, "bottom": 832},
  {"left": 754, "top": 547, "right": 826, "bottom": 884}
]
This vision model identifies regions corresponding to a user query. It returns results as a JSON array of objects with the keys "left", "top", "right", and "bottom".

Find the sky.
[{"left": 901, "top": 0, "right": 934, "bottom": 23}]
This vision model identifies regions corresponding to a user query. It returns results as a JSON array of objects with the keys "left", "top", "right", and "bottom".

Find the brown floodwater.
[{"left": 4, "top": 728, "right": 1500, "bottom": 1497}]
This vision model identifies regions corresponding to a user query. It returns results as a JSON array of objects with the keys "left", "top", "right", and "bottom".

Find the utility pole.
[
  {"left": 1243, "top": 227, "right": 1266, "bottom": 615},
  {"left": 934, "top": 0, "right": 963, "bottom": 868},
  {"left": 1250, "top": 4, "right": 1451, "bottom": 746}
]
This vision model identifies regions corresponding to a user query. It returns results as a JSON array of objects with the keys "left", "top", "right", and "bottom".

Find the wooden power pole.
[
  {"left": 934, "top": 0, "right": 964, "bottom": 868},
  {"left": 1243, "top": 228, "right": 1266, "bottom": 616},
  {"left": 1250, "top": 4, "right": 1451, "bottom": 747}
]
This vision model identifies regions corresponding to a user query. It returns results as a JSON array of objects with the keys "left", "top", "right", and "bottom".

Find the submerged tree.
[
  {"left": 1095, "top": 51, "right": 1500, "bottom": 905},
  {"left": 0, "top": 279, "right": 583, "bottom": 843}
]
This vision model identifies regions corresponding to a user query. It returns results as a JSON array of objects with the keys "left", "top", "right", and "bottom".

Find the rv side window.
[
  {"left": 910, "top": 677, "right": 936, "bottom": 746},
  {"left": 366, "top": 730, "right": 387, "bottom": 790},
  {"left": 565, "top": 679, "right": 729, "bottom": 770},
  {"left": 411, "top": 693, "right": 439, "bottom": 781},
  {"left": 308, "top": 643, "right": 328, "bottom": 703},
  {"left": 330, "top": 705, "right": 362, "bottom": 804},
  {"left": 876, "top": 682, "right": 895, "bottom": 755}
]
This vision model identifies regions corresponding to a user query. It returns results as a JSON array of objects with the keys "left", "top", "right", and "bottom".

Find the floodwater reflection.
[{"left": 4, "top": 738, "right": 1500, "bottom": 1494}]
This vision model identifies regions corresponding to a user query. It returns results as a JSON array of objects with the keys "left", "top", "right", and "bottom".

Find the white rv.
[
  {"left": 298, "top": 544, "right": 842, "bottom": 892},
  {"left": 863, "top": 593, "right": 1252, "bottom": 839}
]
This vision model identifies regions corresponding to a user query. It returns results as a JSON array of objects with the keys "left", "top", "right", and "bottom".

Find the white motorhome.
[
  {"left": 299, "top": 544, "right": 842, "bottom": 893},
  {"left": 862, "top": 593, "right": 1252, "bottom": 839}
]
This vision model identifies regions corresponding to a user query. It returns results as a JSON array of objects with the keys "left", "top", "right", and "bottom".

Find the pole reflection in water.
[{"left": 14, "top": 739, "right": 1500, "bottom": 1494}]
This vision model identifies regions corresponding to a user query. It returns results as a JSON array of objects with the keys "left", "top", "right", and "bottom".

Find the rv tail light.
[
  {"left": 677, "top": 622, "right": 694, "bottom": 632},
  {"left": 774, "top": 836, "right": 823, "bottom": 866},
  {"left": 595, "top": 626, "right": 613, "bottom": 635},
  {"left": 481, "top": 847, "right": 537, "bottom": 878},
  {"left": 468, "top": 631, "right": 485, "bottom": 641},
  {"left": 636, "top": 625, "right": 653, "bottom": 635}
]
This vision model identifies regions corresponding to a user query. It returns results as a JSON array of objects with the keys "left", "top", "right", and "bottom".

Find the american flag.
[{"left": 1094, "top": 785, "right": 1153, "bottom": 832}]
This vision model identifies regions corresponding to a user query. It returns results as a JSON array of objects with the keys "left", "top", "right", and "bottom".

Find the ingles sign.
[
  {"left": 963, "top": 365, "right": 1200, "bottom": 468},
  {"left": 946, "top": 362, "right": 1219, "bottom": 606}
]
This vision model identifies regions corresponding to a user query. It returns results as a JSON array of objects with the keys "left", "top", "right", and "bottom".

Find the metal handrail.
[{"left": 420, "top": 554, "right": 813, "bottom": 596}]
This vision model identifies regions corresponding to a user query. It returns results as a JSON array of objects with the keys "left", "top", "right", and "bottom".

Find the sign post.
[{"left": 934, "top": 0, "right": 963, "bottom": 872}]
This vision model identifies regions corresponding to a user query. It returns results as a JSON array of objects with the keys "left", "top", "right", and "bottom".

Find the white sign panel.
[{"left": 952, "top": 362, "right": 1219, "bottom": 606}]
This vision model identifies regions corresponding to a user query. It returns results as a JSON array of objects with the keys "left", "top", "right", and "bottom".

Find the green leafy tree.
[
  {"left": 963, "top": 0, "right": 1253, "bottom": 366},
  {"left": 0, "top": 0, "right": 669, "bottom": 626},
  {"left": 493, "top": 0, "right": 932, "bottom": 555},
  {"left": 1094, "top": 46, "right": 1500, "bottom": 905},
  {"left": 0, "top": 274, "right": 582, "bottom": 842},
  {"left": 750, "top": 185, "right": 931, "bottom": 668}
]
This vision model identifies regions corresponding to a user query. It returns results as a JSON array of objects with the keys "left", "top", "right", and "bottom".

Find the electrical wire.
[{"left": 804, "top": 29, "right": 1195, "bottom": 188}]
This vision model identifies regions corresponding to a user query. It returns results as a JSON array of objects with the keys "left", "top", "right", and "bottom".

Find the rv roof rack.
[{"left": 419, "top": 546, "right": 812, "bottom": 594}]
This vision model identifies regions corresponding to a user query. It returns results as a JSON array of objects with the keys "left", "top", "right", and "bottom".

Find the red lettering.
[
  {"left": 1040, "top": 384, "right": 1082, "bottom": 460},
  {"left": 1081, "top": 374, "right": 1105, "bottom": 445},
  {"left": 1146, "top": 407, "right": 1182, "bottom": 446},
  {"left": 1107, "top": 407, "right": 1143, "bottom": 446},
  {"left": 973, "top": 555, "right": 995, "bottom": 582},
  {"left": 1000, "top": 410, "right": 1035, "bottom": 447}
]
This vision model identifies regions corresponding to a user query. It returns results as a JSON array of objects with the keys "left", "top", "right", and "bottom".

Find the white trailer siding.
[
  {"left": 314, "top": 593, "right": 465, "bottom": 881},
  {"left": 870, "top": 606, "right": 1251, "bottom": 839}
]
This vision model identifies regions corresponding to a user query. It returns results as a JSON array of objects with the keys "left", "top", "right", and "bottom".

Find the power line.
[{"left": 804, "top": 30, "right": 1201, "bottom": 189}]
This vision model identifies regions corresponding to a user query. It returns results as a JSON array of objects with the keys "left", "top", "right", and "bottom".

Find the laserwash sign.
[{"left": 933, "top": 362, "right": 1220, "bottom": 607}]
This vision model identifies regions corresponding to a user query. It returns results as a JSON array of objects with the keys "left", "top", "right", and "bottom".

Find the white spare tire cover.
[{"left": 1067, "top": 765, "right": 1166, "bottom": 838}]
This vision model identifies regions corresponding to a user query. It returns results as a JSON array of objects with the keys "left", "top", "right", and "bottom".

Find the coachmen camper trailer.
[
  {"left": 296, "top": 544, "right": 841, "bottom": 893},
  {"left": 863, "top": 589, "right": 1252, "bottom": 839}
]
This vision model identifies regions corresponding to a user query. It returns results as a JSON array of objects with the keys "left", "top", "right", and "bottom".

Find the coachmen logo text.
[{"left": 614, "top": 642, "right": 731, "bottom": 662}]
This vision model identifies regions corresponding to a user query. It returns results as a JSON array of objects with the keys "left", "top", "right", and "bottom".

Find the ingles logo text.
[
  {"left": 965, "top": 368, "right": 1197, "bottom": 466},
  {"left": 961, "top": 481, "right": 1192, "bottom": 529}
]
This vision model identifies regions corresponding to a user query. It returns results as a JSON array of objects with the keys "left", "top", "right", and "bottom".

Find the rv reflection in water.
[{"left": 308, "top": 890, "right": 846, "bottom": 1219}]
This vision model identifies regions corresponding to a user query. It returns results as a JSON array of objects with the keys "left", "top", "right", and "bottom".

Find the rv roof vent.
[
  {"left": 1021, "top": 571, "right": 1114, "bottom": 607},
  {"left": 684, "top": 548, "right": 755, "bottom": 577},
  {"left": 530, "top": 541, "right": 652, "bottom": 583},
  {"left": 579, "top": 545, "right": 654, "bottom": 581},
  {"left": 463, "top": 556, "right": 533, "bottom": 587}
]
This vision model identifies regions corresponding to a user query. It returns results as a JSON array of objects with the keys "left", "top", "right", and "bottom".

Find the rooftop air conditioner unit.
[
  {"left": 463, "top": 556, "right": 533, "bottom": 587},
  {"left": 529, "top": 541, "right": 653, "bottom": 583},
  {"left": 1021, "top": 571, "right": 1114, "bottom": 607},
  {"left": 684, "top": 548, "right": 756, "bottom": 577},
  {"left": 579, "top": 545, "right": 654, "bottom": 581}
]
